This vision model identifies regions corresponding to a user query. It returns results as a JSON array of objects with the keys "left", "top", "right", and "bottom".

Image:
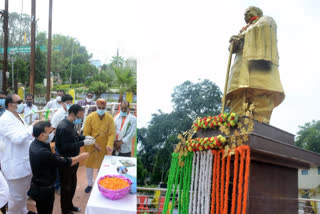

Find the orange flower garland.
[
  {"left": 99, "top": 177, "right": 129, "bottom": 190},
  {"left": 210, "top": 150, "right": 218, "bottom": 214},
  {"left": 231, "top": 150, "right": 239, "bottom": 214},
  {"left": 236, "top": 148, "right": 245, "bottom": 214},
  {"left": 241, "top": 146, "right": 251, "bottom": 214},
  {"left": 223, "top": 153, "right": 231, "bottom": 214},
  {"left": 220, "top": 155, "right": 226, "bottom": 214}
]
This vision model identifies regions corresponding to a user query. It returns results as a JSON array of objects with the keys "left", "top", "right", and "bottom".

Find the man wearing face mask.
[
  {"left": 77, "top": 92, "right": 96, "bottom": 115},
  {"left": 113, "top": 100, "right": 136, "bottom": 157},
  {"left": 55, "top": 104, "right": 95, "bottom": 214},
  {"left": 0, "top": 92, "right": 6, "bottom": 117},
  {"left": 51, "top": 94, "right": 73, "bottom": 130},
  {"left": 23, "top": 94, "right": 39, "bottom": 125},
  {"left": 44, "top": 90, "right": 65, "bottom": 111},
  {"left": 83, "top": 98, "right": 115, "bottom": 193},
  {"left": 0, "top": 94, "right": 37, "bottom": 214},
  {"left": 29, "top": 121, "right": 89, "bottom": 214}
]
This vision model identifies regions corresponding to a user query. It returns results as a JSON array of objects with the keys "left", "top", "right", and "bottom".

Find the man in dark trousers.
[
  {"left": 29, "top": 121, "right": 90, "bottom": 214},
  {"left": 55, "top": 104, "right": 95, "bottom": 214}
]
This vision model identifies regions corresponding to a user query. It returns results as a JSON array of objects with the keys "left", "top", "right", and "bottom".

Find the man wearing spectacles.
[{"left": 0, "top": 94, "right": 38, "bottom": 214}]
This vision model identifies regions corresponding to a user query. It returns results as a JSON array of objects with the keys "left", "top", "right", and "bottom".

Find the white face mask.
[
  {"left": 16, "top": 103, "right": 25, "bottom": 113},
  {"left": 45, "top": 132, "right": 55, "bottom": 144},
  {"left": 56, "top": 96, "right": 62, "bottom": 102},
  {"left": 86, "top": 98, "right": 93, "bottom": 103}
]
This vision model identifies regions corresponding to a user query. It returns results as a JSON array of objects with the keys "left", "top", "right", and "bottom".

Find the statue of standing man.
[{"left": 226, "top": 6, "right": 285, "bottom": 123}]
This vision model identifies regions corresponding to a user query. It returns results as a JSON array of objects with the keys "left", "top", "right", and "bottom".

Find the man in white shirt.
[
  {"left": 113, "top": 101, "right": 136, "bottom": 157},
  {"left": 44, "top": 90, "right": 65, "bottom": 111},
  {"left": 51, "top": 94, "right": 73, "bottom": 130},
  {"left": 23, "top": 94, "right": 39, "bottom": 125},
  {"left": 0, "top": 94, "right": 37, "bottom": 214}
]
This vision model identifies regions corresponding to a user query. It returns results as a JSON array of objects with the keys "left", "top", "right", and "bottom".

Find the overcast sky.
[{"left": 1, "top": 0, "right": 320, "bottom": 136}]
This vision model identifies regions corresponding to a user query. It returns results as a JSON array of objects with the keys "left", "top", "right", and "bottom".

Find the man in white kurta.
[
  {"left": 113, "top": 101, "right": 136, "bottom": 157},
  {"left": 0, "top": 94, "right": 35, "bottom": 214}
]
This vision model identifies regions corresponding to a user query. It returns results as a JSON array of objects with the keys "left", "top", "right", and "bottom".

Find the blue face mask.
[
  {"left": 66, "top": 104, "right": 72, "bottom": 110},
  {"left": 120, "top": 111, "right": 127, "bottom": 117},
  {"left": 97, "top": 109, "right": 106, "bottom": 116},
  {"left": 73, "top": 118, "right": 82, "bottom": 125},
  {"left": 0, "top": 99, "right": 5, "bottom": 107},
  {"left": 16, "top": 103, "right": 25, "bottom": 113},
  {"left": 45, "top": 132, "right": 55, "bottom": 144}
]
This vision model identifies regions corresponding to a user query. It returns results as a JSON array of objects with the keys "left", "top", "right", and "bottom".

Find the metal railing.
[
  {"left": 298, "top": 198, "right": 320, "bottom": 214},
  {"left": 137, "top": 187, "right": 177, "bottom": 214},
  {"left": 137, "top": 187, "right": 320, "bottom": 214}
]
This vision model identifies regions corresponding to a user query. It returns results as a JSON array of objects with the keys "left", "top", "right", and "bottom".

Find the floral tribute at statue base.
[{"left": 162, "top": 105, "right": 256, "bottom": 214}]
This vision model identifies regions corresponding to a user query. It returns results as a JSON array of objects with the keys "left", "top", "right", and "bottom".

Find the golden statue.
[{"left": 226, "top": 6, "right": 285, "bottom": 124}]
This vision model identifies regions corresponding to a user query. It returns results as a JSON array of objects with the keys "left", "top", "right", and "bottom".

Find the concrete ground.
[{"left": 27, "top": 166, "right": 98, "bottom": 214}]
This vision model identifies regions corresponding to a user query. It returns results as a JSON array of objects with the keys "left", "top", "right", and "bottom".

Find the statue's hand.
[
  {"left": 229, "top": 35, "right": 240, "bottom": 43},
  {"left": 229, "top": 35, "right": 241, "bottom": 53}
]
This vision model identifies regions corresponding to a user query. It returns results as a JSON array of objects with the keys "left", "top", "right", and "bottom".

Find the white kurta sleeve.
[{"left": 0, "top": 118, "right": 33, "bottom": 144}]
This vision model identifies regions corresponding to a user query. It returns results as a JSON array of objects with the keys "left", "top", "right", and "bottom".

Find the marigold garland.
[
  {"left": 231, "top": 150, "right": 239, "bottom": 214},
  {"left": 208, "top": 145, "right": 251, "bottom": 214},
  {"left": 236, "top": 148, "right": 246, "bottom": 214},
  {"left": 192, "top": 112, "right": 239, "bottom": 132},
  {"left": 220, "top": 155, "right": 226, "bottom": 214},
  {"left": 241, "top": 146, "right": 251, "bottom": 214},
  {"left": 223, "top": 153, "right": 231, "bottom": 214},
  {"left": 186, "top": 135, "right": 227, "bottom": 152}
]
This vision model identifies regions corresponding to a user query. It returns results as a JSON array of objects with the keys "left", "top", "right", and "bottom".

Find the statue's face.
[{"left": 244, "top": 8, "right": 258, "bottom": 23}]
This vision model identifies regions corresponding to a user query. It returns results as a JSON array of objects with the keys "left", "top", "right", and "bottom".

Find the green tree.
[
  {"left": 111, "top": 51, "right": 125, "bottom": 68},
  {"left": 88, "top": 81, "right": 109, "bottom": 98},
  {"left": 172, "top": 79, "right": 222, "bottom": 120},
  {"left": 295, "top": 120, "right": 320, "bottom": 153},
  {"left": 137, "top": 157, "right": 148, "bottom": 186},
  {"left": 113, "top": 65, "right": 136, "bottom": 102}
]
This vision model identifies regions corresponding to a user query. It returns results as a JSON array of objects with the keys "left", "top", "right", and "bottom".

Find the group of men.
[{"left": 0, "top": 90, "right": 136, "bottom": 214}]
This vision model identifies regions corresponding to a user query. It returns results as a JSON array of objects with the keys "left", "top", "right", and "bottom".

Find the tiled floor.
[{"left": 27, "top": 166, "right": 98, "bottom": 214}]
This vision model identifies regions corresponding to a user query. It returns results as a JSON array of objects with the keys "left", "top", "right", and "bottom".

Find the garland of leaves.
[
  {"left": 163, "top": 153, "right": 179, "bottom": 214},
  {"left": 182, "top": 152, "right": 193, "bottom": 214},
  {"left": 162, "top": 152, "right": 194, "bottom": 214}
]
